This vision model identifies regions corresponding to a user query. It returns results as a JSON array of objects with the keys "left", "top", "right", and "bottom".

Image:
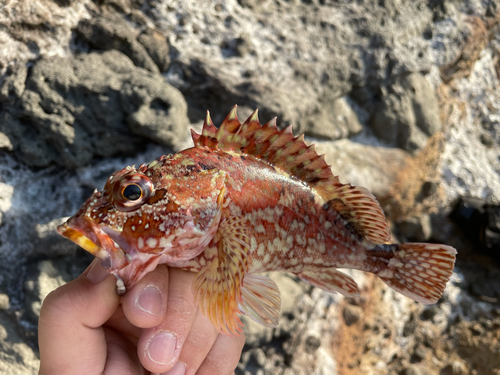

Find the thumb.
[{"left": 38, "top": 258, "right": 120, "bottom": 375}]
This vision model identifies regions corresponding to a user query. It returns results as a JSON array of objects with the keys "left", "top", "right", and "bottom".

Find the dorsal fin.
[{"left": 191, "top": 105, "right": 391, "bottom": 244}]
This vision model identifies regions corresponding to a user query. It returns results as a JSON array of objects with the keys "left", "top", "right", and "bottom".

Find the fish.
[{"left": 58, "top": 106, "right": 457, "bottom": 335}]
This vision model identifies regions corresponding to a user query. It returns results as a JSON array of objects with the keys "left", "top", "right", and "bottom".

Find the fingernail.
[
  {"left": 87, "top": 259, "right": 109, "bottom": 284},
  {"left": 147, "top": 331, "right": 177, "bottom": 365},
  {"left": 162, "top": 361, "right": 186, "bottom": 375},
  {"left": 136, "top": 285, "right": 162, "bottom": 316}
]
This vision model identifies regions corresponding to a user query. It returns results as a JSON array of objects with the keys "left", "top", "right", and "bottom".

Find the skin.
[{"left": 38, "top": 259, "right": 245, "bottom": 375}]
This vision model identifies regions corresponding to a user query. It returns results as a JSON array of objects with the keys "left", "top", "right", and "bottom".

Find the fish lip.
[{"left": 57, "top": 216, "right": 129, "bottom": 271}]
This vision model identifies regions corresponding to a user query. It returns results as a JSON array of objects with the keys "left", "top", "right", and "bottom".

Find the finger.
[
  {"left": 103, "top": 327, "right": 147, "bottom": 374},
  {"left": 137, "top": 268, "right": 198, "bottom": 373},
  {"left": 104, "top": 305, "right": 142, "bottom": 346},
  {"left": 38, "top": 259, "right": 121, "bottom": 374},
  {"left": 196, "top": 333, "right": 245, "bottom": 375},
  {"left": 121, "top": 264, "right": 169, "bottom": 329},
  {"left": 168, "top": 308, "right": 219, "bottom": 374}
]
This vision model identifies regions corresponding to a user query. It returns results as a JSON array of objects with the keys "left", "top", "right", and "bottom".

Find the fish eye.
[
  {"left": 112, "top": 173, "right": 154, "bottom": 212},
  {"left": 122, "top": 184, "right": 142, "bottom": 201}
]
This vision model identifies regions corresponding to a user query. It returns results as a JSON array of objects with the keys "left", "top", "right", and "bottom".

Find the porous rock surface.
[{"left": 0, "top": 0, "right": 499, "bottom": 374}]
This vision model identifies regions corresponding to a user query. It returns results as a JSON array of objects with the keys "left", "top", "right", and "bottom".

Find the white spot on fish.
[
  {"left": 257, "top": 243, "right": 265, "bottom": 257},
  {"left": 256, "top": 224, "right": 266, "bottom": 233},
  {"left": 319, "top": 243, "right": 326, "bottom": 254},
  {"left": 137, "top": 237, "right": 144, "bottom": 249},
  {"left": 146, "top": 238, "right": 157, "bottom": 248},
  {"left": 250, "top": 237, "right": 258, "bottom": 252}
]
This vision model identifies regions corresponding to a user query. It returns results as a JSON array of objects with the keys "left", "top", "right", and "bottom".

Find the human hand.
[{"left": 38, "top": 259, "right": 245, "bottom": 374}]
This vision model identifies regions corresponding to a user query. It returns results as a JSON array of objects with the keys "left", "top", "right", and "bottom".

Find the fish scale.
[{"left": 58, "top": 105, "right": 457, "bottom": 336}]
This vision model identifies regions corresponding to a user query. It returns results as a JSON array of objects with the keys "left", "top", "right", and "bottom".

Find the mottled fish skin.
[{"left": 58, "top": 106, "right": 457, "bottom": 335}]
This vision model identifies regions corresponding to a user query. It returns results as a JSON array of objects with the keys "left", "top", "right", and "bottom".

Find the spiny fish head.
[{"left": 57, "top": 153, "right": 226, "bottom": 291}]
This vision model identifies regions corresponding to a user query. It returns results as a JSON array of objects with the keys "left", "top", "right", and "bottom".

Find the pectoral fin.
[
  {"left": 193, "top": 245, "right": 244, "bottom": 336},
  {"left": 193, "top": 215, "right": 282, "bottom": 335},
  {"left": 296, "top": 269, "right": 360, "bottom": 297}
]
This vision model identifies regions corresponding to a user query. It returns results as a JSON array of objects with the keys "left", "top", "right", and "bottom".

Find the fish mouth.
[{"left": 57, "top": 216, "right": 129, "bottom": 273}]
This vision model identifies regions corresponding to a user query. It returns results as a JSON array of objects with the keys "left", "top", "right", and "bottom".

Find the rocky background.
[{"left": 0, "top": 0, "right": 499, "bottom": 373}]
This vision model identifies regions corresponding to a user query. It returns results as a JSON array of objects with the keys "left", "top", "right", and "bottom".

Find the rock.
[
  {"left": 0, "top": 313, "right": 39, "bottom": 374},
  {"left": 248, "top": 348, "right": 266, "bottom": 367},
  {"left": 0, "top": 295, "right": 9, "bottom": 311},
  {"left": 137, "top": 28, "right": 170, "bottom": 72},
  {"left": 0, "top": 0, "right": 92, "bottom": 77},
  {"left": 76, "top": 13, "right": 159, "bottom": 73},
  {"left": 24, "top": 260, "right": 67, "bottom": 321},
  {"left": 0, "top": 133, "right": 13, "bottom": 152},
  {"left": 399, "top": 367, "right": 421, "bottom": 375},
  {"left": 314, "top": 138, "right": 409, "bottom": 198},
  {"left": 304, "top": 335, "right": 321, "bottom": 353},
  {"left": 1, "top": 51, "right": 189, "bottom": 167},
  {"left": 0, "top": 64, "right": 27, "bottom": 104},
  {"left": 342, "top": 304, "right": 364, "bottom": 326},
  {"left": 0, "top": 183, "right": 13, "bottom": 226},
  {"left": 120, "top": 71, "right": 188, "bottom": 147},
  {"left": 35, "top": 218, "right": 81, "bottom": 257},
  {"left": 368, "top": 73, "right": 442, "bottom": 152},
  {"left": 159, "top": 0, "right": 437, "bottom": 132},
  {"left": 420, "top": 305, "right": 440, "bottom": 322},
  {"left": 440, "top": 361, "right": 468, "bottom": 375},
  {"left": 410, "top": 345, "right": 428, "bottom": 363},
  {"left": 397, "top": 214, "right": 432, "bottom": 242},
  {"left": 302, "top": 96, "right": 364, "bottom": 140}
]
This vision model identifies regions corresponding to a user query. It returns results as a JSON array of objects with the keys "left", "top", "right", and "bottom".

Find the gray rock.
[
  {"left": 76, "top": 13, "right": 159, "bottom": 73},
  {"left": 159, "top": 0, "right": 436, "bottom": 133},
  {"left": 0, "top": 133, "right": 13, "bottom": 152},
  {"left": 137, "top": 28, "right": 170, "bottom": 72},
  {"left": 1, "top": 51, "right": 189, "bottom": 168},
  {"left": 0, "top": 295, "right": 9, "bottom": 311},
  {"left": 302, "top": 97, "right": 364, "bottom": 140},
  {"left": 397, "top": 214, "right": 432, "bottom": 242},
  {"left": 369, "top": 73, "right": 442, "bottom": 152},
  {"left": 24, "top": 260, "right": 67, "bottom": 322},
  {"left": 0, "top": 313, "right": 39, "bottom": 374},
  {"left": 0, "top": 64, "right": 27, "bottom": 104},
  {"left": 404, "top": 73, "right": 442, "bottom": 137},
  {"left": 121, "top": 71, "right": 188, "bottom": 147},
  {"left": 314, "top": 138, "right": 409, "bottom": 198},
  {"left": 0, "top": 182, "right": 13, "bottom": 226}
]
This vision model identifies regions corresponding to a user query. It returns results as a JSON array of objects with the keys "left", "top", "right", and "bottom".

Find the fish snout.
[{"left": 57, "top": 216, "right": 129, "bottom": 271}]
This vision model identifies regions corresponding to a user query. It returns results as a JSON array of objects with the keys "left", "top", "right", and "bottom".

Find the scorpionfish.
[{"left": 58, "top": 106, "right": 457, "bottom": 335}]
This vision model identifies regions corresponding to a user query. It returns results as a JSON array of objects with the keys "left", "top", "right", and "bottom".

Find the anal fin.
[
  {"left": 296, "top": 269, "right": 360, "bottom": 297},
  {"left": 239, "top": 274, "right": 281, "bottom": 327}
]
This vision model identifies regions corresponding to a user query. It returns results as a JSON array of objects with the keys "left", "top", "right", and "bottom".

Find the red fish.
[{"left": 58, "top": 106, "right": 457, "bottom": 335}]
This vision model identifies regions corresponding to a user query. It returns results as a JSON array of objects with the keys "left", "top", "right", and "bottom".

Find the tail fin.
[{"left": 377, "top": 243, "right": 457, "bottom": 304}]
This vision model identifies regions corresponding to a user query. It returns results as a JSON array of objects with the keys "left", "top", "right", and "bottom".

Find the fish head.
[{"left": 57, "top": 156, "right": 227, "bottom": 292}]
